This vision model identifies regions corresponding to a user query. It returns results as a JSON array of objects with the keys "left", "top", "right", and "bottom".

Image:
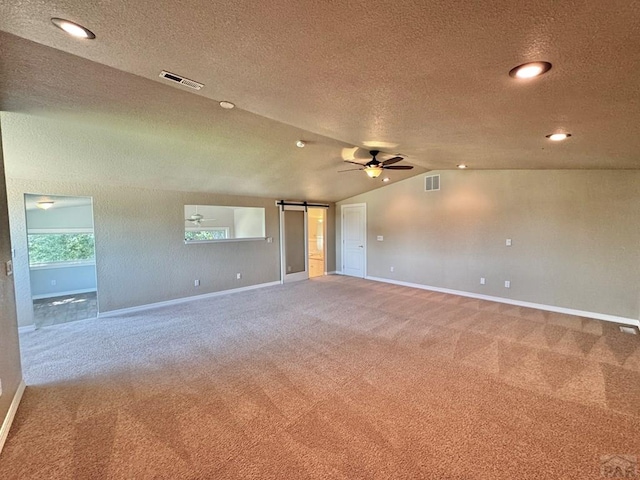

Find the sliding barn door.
[{"left": 280, "top": 205, "right": 308, "bottom": 283}]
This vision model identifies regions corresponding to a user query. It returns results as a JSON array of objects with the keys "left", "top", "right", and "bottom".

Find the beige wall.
[
  {"left": 1, "top": 111, "right": 338, "bottom": 327},
  {"left": 8, "top": 179, "right": 288, "bottom": 326},
  {"left": 324, "top": 206, "right": 336, "bottom": 272},
  {"left": 337, "top": 170, "right": 640, "bottom": 320},
  {"left": 0, "top": 121, "right": 23, "bottom": 427}
]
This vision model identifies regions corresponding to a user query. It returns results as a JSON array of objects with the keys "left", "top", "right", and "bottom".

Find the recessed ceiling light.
[
  {"left": 457, "top": 164, "right": 467, "bottom": 169},
  {"left": 509, "top": 61, "right": 552, "bottom": 79},
  {"left": 296, "top": 140, "right": 306, "bottom": 148},
  {"left": 382, "top": 177, "right": 390, "bottom": 182},
  {"left": 219, "top": 101, "right": 235, "bottom": 109},
  {"left": 546, "top": 133, "right": 572, "bottom": 141},
  {"left": 37, "top": 201, "right": 55, "bottom": 210},
  {"left": 51, "top": 18, "right": 95, "bottom": 39}
]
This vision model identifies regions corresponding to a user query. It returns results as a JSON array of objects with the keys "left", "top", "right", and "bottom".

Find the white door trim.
[{"left": 341, "top": 203, "right": 367, "bottom": 278}]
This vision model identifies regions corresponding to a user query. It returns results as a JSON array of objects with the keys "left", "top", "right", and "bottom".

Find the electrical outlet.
[
  {"left": 390, "top": 266, "right": 394, "bottom": 272},
  {"left": 506, "top": 238, "right": 512, "bottom": 246},
  {"left": 236, "top": 273, "right": 242, "bottom": 280},
  {"left": 267, "top": 237, "right": 273, "bottom": 243},
  {"left": 377, "top": 235, "right": 384, "bottom": 241},
  {"left": 194, "top": 279, "right": 200, "bottom": 287},
  {"left": 504, "top": 280, "right": 511, "bottom": 288},
  {"left": 480, "top": 277, "right": 486, "bottom": 285},
  {"left": 51, "top": 279, "right": 57, "bottom": 286},
  {"left": 0, "top": 378, "right": 3, "bottom": 397},
  {"left": 5, "top": 260, "right": 12, "bottom": 276}
]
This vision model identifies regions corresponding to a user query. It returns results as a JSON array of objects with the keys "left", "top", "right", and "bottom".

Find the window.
[
  {"left": 184, "top": 228, "right": 230, "bottom": 242},
  {"left": 27, "top": 232, "right": 95, "bottom": 267},
  {"left": 184, "top": 205, "right": 266, "bottom": 243}
]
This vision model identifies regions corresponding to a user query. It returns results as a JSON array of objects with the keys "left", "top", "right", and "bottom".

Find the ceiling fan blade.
[
  {"left": 338, "top": 168, "right": 364, "bottom": 172},
  {"left": 383, "top": 165, "right": 414, "bottom": 170},
  {"left": 381, "top": 156, "right": 403, "bottom": 166},
  {"left": 343, "top": 160, "right": 367, "bottom": 166}
]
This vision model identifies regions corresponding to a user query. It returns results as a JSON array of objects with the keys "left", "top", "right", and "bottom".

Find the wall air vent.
[
  {"left": 425, "top": 174, "right": 440, "bottom": 192},
  {"left": 619, "top": 325, "right": 638, "bottom": 335},
  {"left": 159, "top": 71, "right": 204, "bottom": 90}
]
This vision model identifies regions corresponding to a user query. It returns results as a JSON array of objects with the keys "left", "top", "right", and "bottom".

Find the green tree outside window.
[{"left": 28, "top": 233, "right": 95, "bottom": 266}]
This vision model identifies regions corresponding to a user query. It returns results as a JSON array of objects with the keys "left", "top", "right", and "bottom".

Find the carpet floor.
[{"left": 2, "top": 275, "right": 640, "bottom": 479}]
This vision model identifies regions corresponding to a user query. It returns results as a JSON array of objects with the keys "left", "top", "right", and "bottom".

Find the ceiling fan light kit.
[
  {"left": 365, "top": 166, "right": 383, "bottom": 178},
  {"left": 341, "top": 149, "right": 413, "bottom": 179}
]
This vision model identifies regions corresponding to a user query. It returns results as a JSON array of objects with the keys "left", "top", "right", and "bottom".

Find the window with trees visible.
[
  {"left": 184, "top": 228, "right": 230, "bottom": 242},
  {"left": 27, "top": 232, "right": 95, "bottom": 267}
]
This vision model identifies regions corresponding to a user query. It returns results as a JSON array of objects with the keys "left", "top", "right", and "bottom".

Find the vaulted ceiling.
[{"left": 1, "top": 1, "right": 638, "bottom": 202}]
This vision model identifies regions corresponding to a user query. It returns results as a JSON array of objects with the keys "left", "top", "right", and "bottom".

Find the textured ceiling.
[{"left": 1, "top": 0, "right": 639, "bottom": 201}]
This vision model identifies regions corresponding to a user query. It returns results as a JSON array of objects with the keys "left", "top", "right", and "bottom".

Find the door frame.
[
  {"left": 22, "top": 193, "right": 99, "bottom": 328},
  {"left": 341, "top": 203, "right": 367, "bottom": 278},
  {"left": 279, "top": 204, "right": 309, "bottom": 283}
]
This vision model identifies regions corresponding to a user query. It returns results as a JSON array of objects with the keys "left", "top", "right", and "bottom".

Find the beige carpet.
[{"left": 1, "top": 275, "right": 639, "bottom": 479}]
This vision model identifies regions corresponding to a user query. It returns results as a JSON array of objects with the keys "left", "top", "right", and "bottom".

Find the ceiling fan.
[
  {"left": 339, "top": 150, "right": 413, "bottom": 178},
  {"left": 185, "top": 209, "right": 215, "bottom": 227},
  {"left": 185, "top": 213, "right": 204, "bottom": 226}
]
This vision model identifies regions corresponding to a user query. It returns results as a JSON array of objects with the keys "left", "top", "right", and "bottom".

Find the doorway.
[
  {"left": 279, "top": 203, "right": 329, "bottom": 283},
  {"left": 24, "top": 194, "right": 98, "bottom": 328},
  {"left": 307, "top": 208, "right": 326, "bottom": 278},
  {"left": 341, "top": 203, "right": 366, "bottom": 278}
]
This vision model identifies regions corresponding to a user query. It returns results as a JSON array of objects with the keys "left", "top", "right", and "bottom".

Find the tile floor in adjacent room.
[{"left": 32, "top": 292, "right": 98, "bottom": 328}]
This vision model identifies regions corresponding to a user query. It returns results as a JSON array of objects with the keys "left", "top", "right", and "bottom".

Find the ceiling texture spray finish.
[{"left": 0, "top": 0, "right": 638, "bottom": 200}]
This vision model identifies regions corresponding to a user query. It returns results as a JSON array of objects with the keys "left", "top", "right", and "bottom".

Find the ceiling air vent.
[
  {"left": 159, "top": 71, "right": 204, "bottom": 90},
  {"left": 425, "top": 174, "right": 440, "bottom": 192}
]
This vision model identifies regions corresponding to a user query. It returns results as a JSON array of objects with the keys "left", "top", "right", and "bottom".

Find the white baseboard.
[
  {"left": 32, "top": 288, "right": 96, "bottom": 300},
  {"left": 0, "top": 380, "right": 26, "bottom": 455},
  {"left": 99, "top": 281, "right": 281, "bottom": 318},
  {"left": 18, "top": 325, "right": 36, "bottom": 334},
  {"left": 365, "top": 276, "right": 639, "bottom": 327}
]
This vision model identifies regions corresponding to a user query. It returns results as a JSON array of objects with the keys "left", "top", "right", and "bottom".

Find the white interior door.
[
  {"left": 342, "top": 203, "right": 366, "bottom": 278},
  {"left": 280, "top": 205, "right": 309, "bottom": 283}
]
